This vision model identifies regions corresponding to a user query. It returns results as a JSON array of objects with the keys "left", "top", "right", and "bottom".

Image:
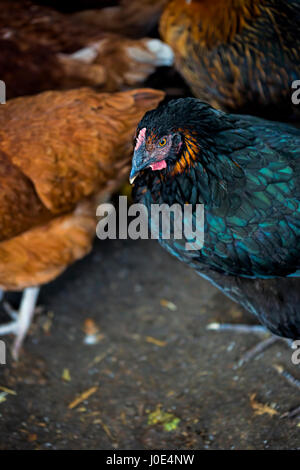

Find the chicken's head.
[{"left": 129, "top": 97, "right": 220, "bottom": 184}]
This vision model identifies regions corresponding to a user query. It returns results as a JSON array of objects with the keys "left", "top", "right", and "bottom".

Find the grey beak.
[
  {"left": 129, "top": 170, "right": 137, "bottom": 185},
  {"left": 130, "top": 145, "right": 149, "bottom": 185}
]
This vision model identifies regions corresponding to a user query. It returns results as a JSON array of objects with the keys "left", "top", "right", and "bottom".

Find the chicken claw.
[{"left": 207, "top": 322, "right": 293, "bottom": 365}]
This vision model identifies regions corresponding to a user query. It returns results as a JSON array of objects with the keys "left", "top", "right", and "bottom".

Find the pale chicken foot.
[{"left": 0, "top": 287, "right": 40, "bottom": 360}]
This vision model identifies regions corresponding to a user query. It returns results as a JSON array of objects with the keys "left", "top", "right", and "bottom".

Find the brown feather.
[
  {"left": 0, "top": 0, "right": 169, "bottom": 98},
  {"left": 160, "top": 0, "right": 300, "bottom": 119}
]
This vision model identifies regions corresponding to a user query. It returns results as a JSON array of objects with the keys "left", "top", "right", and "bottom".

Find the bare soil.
[{"left": 0, "top": 238, "right": 300, "bottom": 449}]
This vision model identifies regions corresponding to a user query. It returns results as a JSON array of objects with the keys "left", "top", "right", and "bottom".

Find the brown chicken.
[
  {"left": 0, "top": 0, "right": 173, "bottom": 99},
  {"left": 0, "top": 87, "right": 164, "bottom": 359},
  {"left": 160, "top": 0, "right": 300, "bottom": 120}
]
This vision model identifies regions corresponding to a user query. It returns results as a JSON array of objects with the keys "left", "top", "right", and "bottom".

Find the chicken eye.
[{"left": 158, "top": 137, "right": 167, "bottom": 147}]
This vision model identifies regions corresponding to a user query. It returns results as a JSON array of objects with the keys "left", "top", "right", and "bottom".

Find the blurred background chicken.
[
  {"left": 0, "top": 0, "right": 173, "bottom": 99},
  {"left": 160, "top": 0, "right": 300, "bottom": 120},
  {"left": 0, "top": 87, "right": 164, "bottom": 359},
  {"left": 19, "top": 0, "right": 299, "bottom": 120},
  {"left": 43, "top": 0, "right": 300, "bottom": 121}
]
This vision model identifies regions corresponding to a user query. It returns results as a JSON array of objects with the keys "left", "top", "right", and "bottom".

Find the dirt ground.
[{"left": 0, "top": 237, "right": 300, "bottom": 450}]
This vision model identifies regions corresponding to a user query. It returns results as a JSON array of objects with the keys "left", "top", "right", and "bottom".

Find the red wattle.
[{"left": 150, "top": 160, "right": 167, "bottom": 171}]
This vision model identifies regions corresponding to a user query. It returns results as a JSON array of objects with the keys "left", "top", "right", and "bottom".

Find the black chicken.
[{"left": 130, "top": 98, "right": 300, "bottom": 355}]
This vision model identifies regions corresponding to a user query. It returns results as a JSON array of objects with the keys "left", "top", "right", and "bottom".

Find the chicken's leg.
[
  {"left": 207, "top": 321, "right": 300, "bottom": 421},
  {"left": 0, "top": 287, "right": 40, "bottom": 360},
  {"left": 207, "top": 322, "right": 292, "bottom": 366}
]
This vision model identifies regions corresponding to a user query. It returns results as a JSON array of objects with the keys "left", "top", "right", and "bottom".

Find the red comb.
[{"left": 135, "top": 127, "right": 146, "bottom": 151}]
